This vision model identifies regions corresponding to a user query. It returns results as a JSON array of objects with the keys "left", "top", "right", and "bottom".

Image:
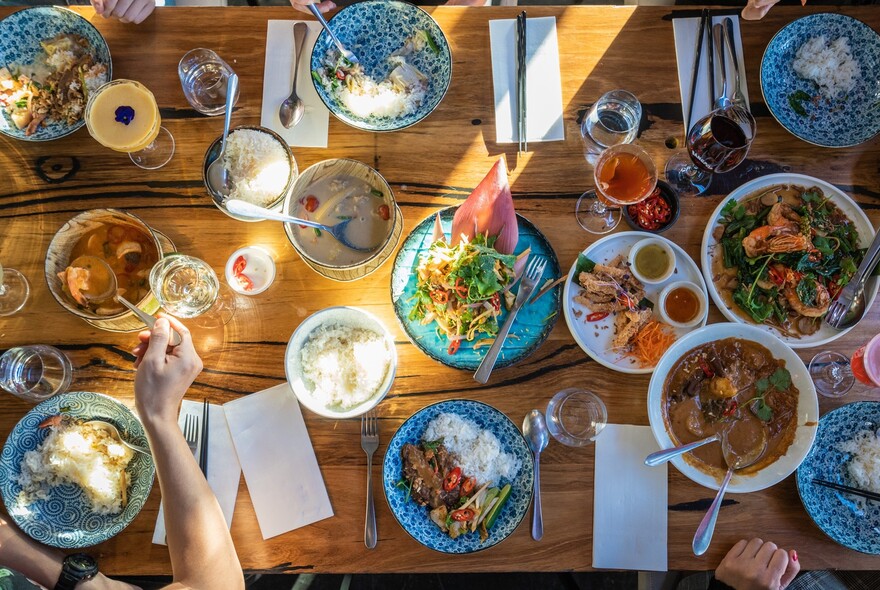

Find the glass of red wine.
[{"left": 665, "top": 105, "right": 756, "bottom": 197}]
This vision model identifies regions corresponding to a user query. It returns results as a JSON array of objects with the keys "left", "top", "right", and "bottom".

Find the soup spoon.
[
  {"left": 224, "top": 199, "right": 383, "bottom": 252},
  {"left": 279, "top": 22, "right": 308, "bottom": 129},
  {"left": 645, "top": 432, "right": 721, "bottom": 467},
  {"left": 84, "top": 420, "right": 151, "bottom": 456}
]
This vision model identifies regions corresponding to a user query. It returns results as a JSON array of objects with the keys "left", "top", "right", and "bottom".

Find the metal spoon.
[
  {"left": 308, "top": 4, "right": 360, "bottom": 65},
  {"left": 692, "top": 426, "right": 768, "bottom": 555},
  {"left": 645, "top": 432, "right": 722, "bottom": 467},
  {"left": 279, "top": 22, "right": 308, "bottom": 129},
  {"left": 205, "top": 72, "right": 239, "bottom": 197},
  {"left": 722, "top": 18, "right": 746, "bottom": 108},
  {"left": 523, "top": 410, "right": 549, "bottom": 541},
  {"left": 84, "top": 420, "right": 151, "bottom": 456},
  {"left": 224, "top": 199, "right": 382, "bottom": 252},
  {"left": 712, "top": 23, "right": 731, "bottom": 109}
]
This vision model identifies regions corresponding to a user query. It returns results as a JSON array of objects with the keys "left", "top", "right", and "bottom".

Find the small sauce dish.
[
  {"left": 225, "top": 246, "right": 276, "bottom": 295},
  {"left": 628, "top": 238, "right": 675, "bottom": 284},
  {"left": 657, "top": 281, "right": 707, "bottom": 329}
]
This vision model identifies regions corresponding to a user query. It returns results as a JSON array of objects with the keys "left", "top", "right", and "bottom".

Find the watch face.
[{"left": 65, "top": 554, "right": 98, "bottom": 576}]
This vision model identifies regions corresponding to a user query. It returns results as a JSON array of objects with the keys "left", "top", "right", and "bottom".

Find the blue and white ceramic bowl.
[
  {"left": 797, "top": 402, "right": 880, "bottom": 554},
  {"left": 391, "top": 208, "right": 561, "bottom": 371},
  {"left": 383, "top": 399, "right": 533, "bottom": 553},
  {"left": 310, "top": 0, "right": 451, "bottom": 132},
  {"left": 761, "top": 13, "right": 880, "bottom": 147},
  {"left": 0, "top": 7, "right": 112, "bottom": 141},
  {"left": 0, "top": 392, "right": 154, "bottom": 548}
]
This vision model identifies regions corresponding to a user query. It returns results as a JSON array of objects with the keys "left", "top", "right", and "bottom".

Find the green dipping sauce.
[{"left": 634, "top": 244, "right": 671, "bottom": 280}]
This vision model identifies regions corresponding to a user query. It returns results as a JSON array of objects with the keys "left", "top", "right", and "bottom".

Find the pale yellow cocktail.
[{"left": 86, "top": 80, "right": 160, "bottom": 153}]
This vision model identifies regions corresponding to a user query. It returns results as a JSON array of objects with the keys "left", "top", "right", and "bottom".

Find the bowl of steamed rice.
[
  {"left": 285, "top": 306, "right": 397, "bottom": 419},
  {"left": 203, "top": 125, "right": 298, "bottom": 222}
]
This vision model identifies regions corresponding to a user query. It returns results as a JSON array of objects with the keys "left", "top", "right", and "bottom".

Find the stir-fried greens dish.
[{"left": 713, "top": 184, "right": 865, "bottom": 337}]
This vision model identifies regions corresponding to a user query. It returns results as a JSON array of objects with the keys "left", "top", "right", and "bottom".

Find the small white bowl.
[
  {"left": 656, "top": 281, "right": 708, "bottom": 329},
  {"left": 285, "top": 306, "right": 397, "bottom": 419},
  {"left": 225, "top": 246, "right": 276, "bottom": 296},
  {"left": 628, "top": 237, "right": 676, "bottom": 284}
]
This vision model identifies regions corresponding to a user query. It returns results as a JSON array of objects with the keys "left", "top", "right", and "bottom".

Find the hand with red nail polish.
[{"left": 715, "top": 538, "right": 801, "bottom": 590}]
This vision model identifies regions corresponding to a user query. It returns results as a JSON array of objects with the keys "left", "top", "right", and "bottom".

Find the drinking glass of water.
[
  {"left": 546, "top": 388, "right": 607, "bottom": 447},
  {"left": 178, "top": 49, "right": 239, "bottom": 116},
  {"left": 150, "top": 254, "right": 235, "bottom": 326},
  {"left": 0, "top": 262, "right": 29, "bottom": 316},
  {"left": 580, "top": 89, "right": 642, "bottom": 161},
  {"left": 0, "top": 345, "right": 72, "bottom": 403}
]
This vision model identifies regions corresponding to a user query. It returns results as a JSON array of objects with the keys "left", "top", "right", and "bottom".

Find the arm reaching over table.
[
  {"left": 742, "top": 0, "right": 807, "bottom": 21},
  {"left": 91, "top": 0, "right": 156, "bottom": 24},
  {"left": 712, "top": 538, "right": 800, "bottom": 590},
  {"left": 289, "top": 0, "right": 337, "bottom": 15}
]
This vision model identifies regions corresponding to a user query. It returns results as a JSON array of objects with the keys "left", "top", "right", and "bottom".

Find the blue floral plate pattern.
[
  {"left": 796, "top": 402, "right": 880, "bottom": 554},
  {"left": 0, "top": 392, "right": 154, "bottom": 548},
  {"left": 761, "top": 13, "right": 880, "bottom": 148},
  {"left": 0, "top": 7, "right": 112, "bottom": 142},
  {"left": 382, "top": 399, "right": 533, "bottom": 553},
  {"left": 310, "top": 0, "right": 451, "bottom": 132},
  {"left": 390, "top": 208, "right": 561, "bottom": 371}
]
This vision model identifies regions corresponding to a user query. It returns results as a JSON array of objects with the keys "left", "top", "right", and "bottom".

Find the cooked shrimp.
[
  {"left": 58, "top": 266, "right": 91, "bottom": 306},
  {"left": 766, "top": 202, "right": 801, "bottom": 230},
  {"left": 783, "top": 279, "right": 831, "bottom": 317},
  {"left": 742, "top": 225, "right": 812, "bottom": 257},
  {"left": 116, "top": 241, "right": 142, "bottom": 258}
]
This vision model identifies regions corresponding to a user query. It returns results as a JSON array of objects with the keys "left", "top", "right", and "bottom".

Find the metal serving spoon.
[
  {"left": 523, "top": 410, "right": 549, "bottom": 541},
  {"left": 279, "top": 22, "right": 308, "bottom": 129},
  {"left": 308, "top": 4, "right": 360, "bottom": 65},
  {"left": 712, "top": 23, "right": 732, "bottom": 110},
  {"left": 224, "top": 199, "right": 382, "bottom": 252},
  {"left": 645, "top": 432, "right": 722, "bottom": 467},
  {"left": 84, "top": 420, "right": 151, "bottom": 456},
  {"left": 205, "top": 72, "right": 239, "bottom": 197}
]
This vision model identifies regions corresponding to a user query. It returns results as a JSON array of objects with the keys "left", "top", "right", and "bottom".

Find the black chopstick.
[
  {"left": 686, "top": 9, "right": 709, "bottom": 134},
  {"left": 521, "top": 10, "right": 527, "bottom": 153},
  {"left": 199, "top": 399, "right": 209, "bottom": 478},
  {"left": 515, "top": 12, "right": 526, "bottom": 155},
  {"left": 706, "top": 9, "right": 715, "bottom": 107},
  {"left": 813, "top": 478, "right": 880, "bottom": 503}
]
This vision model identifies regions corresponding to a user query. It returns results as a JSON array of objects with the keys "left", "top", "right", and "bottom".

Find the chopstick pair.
[
  {"left": 515, "top": 11, "right": 528, "bottom": 155},
  {"left": 685, "top": 9, "right": 710, "bottom": 134},
  {"left": 813, "top": 478, "right": 880, "bottom": 503},
  {"left": 199, "top": 399, "right": 209, "bottom": 478}
]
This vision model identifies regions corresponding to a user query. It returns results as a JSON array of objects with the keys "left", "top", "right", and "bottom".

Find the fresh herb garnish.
[
  {"left": 422, "top": 439, "right": 443, "bottom": 452},
  {"left": 788, "top": 90, "right": 812, "bottom": 117},
  {"left": 370, "top": 188, "right": 384, "bottom": 198},
  {"left": 748, "top": 367, "right": 791, "bottom": 421},
  {"left": 573, "top": 253, "right": 596, "bottom": 283}
]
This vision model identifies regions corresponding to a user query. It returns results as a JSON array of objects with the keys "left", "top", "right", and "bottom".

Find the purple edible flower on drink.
[{"left": 115, "top": 106, "right": 135, "bottom": 125}]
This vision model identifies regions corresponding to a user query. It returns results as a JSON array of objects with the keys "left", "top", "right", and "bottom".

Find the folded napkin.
[
  {"left": 673, "top": 14, "right": 751, "bottom": 134},
  {"left": 489, "top": 16, "right": 565, "bottom": 145},
  {"left": 224, "top": 383, "right": 333, "bottom": 539},
  {"left": 261, "top": 20, "right": 330, "bottom": 148},
  {"left": 152, "top": 401, "right": 242, "bottom": 546},
  {"left": 592, "top": 424, "right": 667, "bottom": 571}
]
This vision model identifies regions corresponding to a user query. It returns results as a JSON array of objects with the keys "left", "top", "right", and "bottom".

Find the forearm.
[{"left": 143, "top": 415, "right": 243, "bottom": 590}]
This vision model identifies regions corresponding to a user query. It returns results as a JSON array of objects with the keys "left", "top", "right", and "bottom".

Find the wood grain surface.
[{"left": 1, "top": 5, "right": 879, "bottom": 575}]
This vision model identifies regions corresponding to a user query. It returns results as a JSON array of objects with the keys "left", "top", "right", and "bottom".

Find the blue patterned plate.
[
  {"left": 310, "top": 0, "right": 451, "bottom": 132},
  {"left": 0, "top": 392, "right": 154, "bottom": 548},
  {"left": 383, "top": 399, "right": 533, "bottom": 553},
  {"left": 390, "top": 208, "right": 561, "bottom": 371},
  {"left": 761, "top": 13, "right": 880, "bottom": 147},
  {"left": 797, "top": 402, "right": 880, "bottom": 554},
  {"left": 0, "top": 7, "right": 112, "bottom": 142}
]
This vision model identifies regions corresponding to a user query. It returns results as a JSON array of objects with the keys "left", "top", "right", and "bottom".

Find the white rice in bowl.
[
  {"left": 792, "top": 36, "right": 860, "bottom": 99},
  {"left": 17, "top": 418, "right": 134, "bottom": 515},
  {"left": 300, "top": 323, "right": 391, "bottom": 409},
  {"left": 423, "top": 413, "right": 520, "bottom": 486},
  {"left": 223, "top": 129, "right": 291, "bottom": 207},
  {"left": 838, "top": 429, "right": 880, "bottom": 510}
]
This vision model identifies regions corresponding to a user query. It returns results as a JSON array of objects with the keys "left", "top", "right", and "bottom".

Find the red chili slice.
[
  {"left": 447, "top": 339, "right": 460, "bottom": 355},
  {"left": 335, "top": 70, "right": 346, "bottom": 80},
  {"left": 461, "top": 476, "right": 476, "bottom": 495},
  {"left": 454, "top": 278, "right": 469, "bottom": 299},
  {"left": 304, "top": 195, "right": 319, "bottom": 213},
  {"left": 451, "top": 508, "right": 475, "bottom": 522},
  {"left": 443, "top": 467, "right": 462, "bottom": 491},
  {"left": 489, "top": 292, "right": 500, "bottom": 312},
  {"left": 430, "top": 290, "right": 449, "bottom": 304},
  {"left": 232, "top": 255, "right": 247, "bottom": 277},
  {"left": 586, "top": 312, "right": 609, "bottom": 322},
  {"left": 378, "top": 204, "right": 390, "bottom": 221},
  {"left": 699, "top": 359, "right": 715, "bottom": 378},
  {"left": 237, "top": 274, "right": 254, "bottom": 292}
]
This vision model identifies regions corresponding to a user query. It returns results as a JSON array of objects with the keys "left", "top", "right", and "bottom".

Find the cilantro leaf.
[
  {"left": 755, "top": 377, "right": 769, "bottom": 395},
  {"left": 768, "top": 367, "right": 791, "bottom": 391},
  {"left": 753, "top": 398, "right": 773, "bottom": 422}
]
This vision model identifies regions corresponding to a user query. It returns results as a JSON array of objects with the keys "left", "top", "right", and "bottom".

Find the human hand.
[
  {"left": 716, "top": 538, "right": 800, "bottom": 590},
  {"left": 742, "top": 0, "right": 806, "bottom": 21},
  {"left": 289, "top": 0, "right": 336, "bottom": 15},
  {"left": 445, "top": 0, "right": 489, "bottom": 6},
  {"left": 132, "top": 315, "right": 202, "bottom": 425},
  {"left": 91, "top": 0, "right": 156, "bottom": 24}
]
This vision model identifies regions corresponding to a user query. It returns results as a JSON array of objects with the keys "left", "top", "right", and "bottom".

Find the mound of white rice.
[
  {"left": 223, "top": 129, "right": 290, "bottom": 207},
  {"left": 300, "top": 323, "right": 391, "bottom": 409},
  {"left": 424, "top": 413, "right": 520, "bottom": 486},
  {"left": 838, "top": 429, "right": 880, "bottom": 509},
  {"left": 18, "top": 420, "right": 134, "bottom": 515},
  {"left": 792, "top": 36, "right": 860, "bottom": 98}
]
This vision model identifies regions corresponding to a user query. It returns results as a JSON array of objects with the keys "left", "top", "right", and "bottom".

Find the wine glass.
[
  {"left": 810, "top": 335, "right": 880, "bottom": 397},
  {"left": 149, "top": 254, "right": 235, "bottom": 327},
  {"left": 0, "top": 262, "right": 29, "bottom": 316},
  {"left": 665, "top": 104, "right": 756, "bottom": 197},
  {"left": 580, "top": 89, "right": 642, "bottom": 161}
]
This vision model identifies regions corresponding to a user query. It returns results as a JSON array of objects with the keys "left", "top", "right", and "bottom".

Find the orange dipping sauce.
[{"left": 665, "top": 286, "right": 700, "bottom": 324}]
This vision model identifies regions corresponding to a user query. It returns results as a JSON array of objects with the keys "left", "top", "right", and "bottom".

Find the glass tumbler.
[
  {"left": 580, "top": 89, "right": 642, "bottom": 161},
  {"left": 178, "top": 49, "right": 240, "bottom": 116},
  {"left": 0, "top": 345, "right": 72, "bottom": 403},
  {"left": 546, "top": 388, "right": 607, "bottom": 447}
]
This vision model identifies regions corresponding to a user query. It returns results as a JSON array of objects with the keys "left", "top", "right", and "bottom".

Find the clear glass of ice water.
[
  {"left": 0, "top": 345, "right": 72, "bottom": 403},
  {"left": 546, "top": 388, "right": 608, "bottom": 447},
  {"left": 178, "top": 49, "right": 239, "bottom": 116},
  {"left": 580, "top": 89, "right": 642, "bottom": 160}
]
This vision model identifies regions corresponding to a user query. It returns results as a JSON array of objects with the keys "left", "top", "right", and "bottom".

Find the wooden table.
[{"left": 1, "top": 4, "right": 879, "bottom": 575}]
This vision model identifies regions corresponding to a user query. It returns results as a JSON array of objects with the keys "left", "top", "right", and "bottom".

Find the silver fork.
[
  {"left": 361, "top": 411, "right": 379, "bottom": 549},
  {"left": 474, "top": 256, "right": 548, "bottom": 384},
  {"left": 183, "top": 414, "right": 199, "bottom": 456},
  {"left": 826, "top": 229, "right": 880, "bottom": 328}
]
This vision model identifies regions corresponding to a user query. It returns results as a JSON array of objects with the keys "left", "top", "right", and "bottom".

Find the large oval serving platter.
[
  {"left": 761, "top": 13, "right": 880, "bottom": 148},
  {"left": 563, "top": 231, "right": 708, "bottom": 374},
  {"left": 391, "top": 208, "right": 561, "bottom": 371},
  {"left": 648, "top": 323, "right": 819, "bottom": 493},
  {"left": 0, "top": 391, "right": 154, "bottom": 548},
  {"left": 0, "top": 7, "right": 112, "bottom": 141},
  {"left": 701, "top": 173, "right": 878, "bottom": 349},
  {"left": 382, "top": 399, "right": 533, "bottom": 553}
]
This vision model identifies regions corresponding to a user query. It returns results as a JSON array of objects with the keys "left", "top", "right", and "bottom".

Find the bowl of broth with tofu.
[{"left": 283, "top": 158, "right": 400, "bottom": 281}]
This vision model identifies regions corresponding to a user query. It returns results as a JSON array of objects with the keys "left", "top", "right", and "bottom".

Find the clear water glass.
[
  {"left": 809, "top": 351, "right": 855, "bottom": 398},
  {"left": 0, "top": 345, "right": 72, "bottom": 403},
  {"left": 546, "top": 388, "right": 608, "bottom": 447},
  {"left": 0, "top": 264, "right": 29, "bottom": 316},
  {"left": 580, "top": 89, "right": 642, "bottom": 159},
  {"left": 178, "top": 49, "right": 239, "bottom": 116},
  {"left": 150, "top": 254, "right": 220, "bottom": 319}
]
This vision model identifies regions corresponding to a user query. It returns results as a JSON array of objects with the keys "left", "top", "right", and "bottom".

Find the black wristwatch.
[{"left": 54, "top": 553, "right": 98, "bottom": 590}]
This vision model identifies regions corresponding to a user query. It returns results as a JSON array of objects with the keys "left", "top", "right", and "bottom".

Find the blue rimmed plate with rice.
[
  {"left": 0, "top": 6, "right": 112, "bottom": 141},
  {"left": 761, "top": 13, "right": 880, "bottom": 148},
  {"left": 383, "top": 399, "right": 533, "bottom": 553},
  {"left": 310, "top": 0, "right": 451, "bottom": 132},
  {"left": 0, "top": 391, "right": 154, "bottom": 548}
]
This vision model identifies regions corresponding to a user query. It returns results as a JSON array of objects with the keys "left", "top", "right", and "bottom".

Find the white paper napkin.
[
  {"left": 489, "top": 16, "right": 565, "bottom": 144},
  {"left": 592, "top": 424, "right": 667, "bottom": 571},
  {"left": 673, "top": 15, "right": 751, "bottom": 134},
  {"left": 152, "top": 401, "right": 242, "bottom": 546},
  {"left": 224, "top": 383, "right": 333, "bottom": 539},
  {"left": 261, "top": 20, "right": 330, "bottom": 148}
]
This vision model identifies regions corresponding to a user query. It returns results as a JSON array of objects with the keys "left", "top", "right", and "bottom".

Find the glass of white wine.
[
  {"left": 149, "top": 254, "right": 235, "bottom": 326},
  {"left": 0, "top": 262, "right": 30, "bottom": 316}
]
